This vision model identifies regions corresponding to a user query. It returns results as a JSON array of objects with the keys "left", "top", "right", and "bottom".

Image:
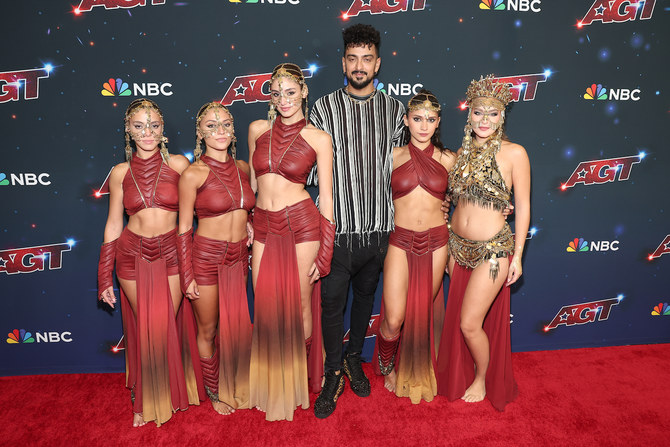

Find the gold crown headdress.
[{"left": 465, "top": 74, "right": 513, "bottom": 109}]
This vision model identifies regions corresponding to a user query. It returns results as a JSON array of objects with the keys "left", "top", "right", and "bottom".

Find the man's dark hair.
[{"left": 342, "top": 24, "right": 381, "bottom": 54}]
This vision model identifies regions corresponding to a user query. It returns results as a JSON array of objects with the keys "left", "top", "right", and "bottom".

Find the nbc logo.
[
  {"left": 0, "top": 172, "right": 51, "bottom": 186},
  {"left": 372, "top": 79, "right": 423, "bottom": 97},
  {"left": 480, "top": 0, "right": 505, "bottom": 10},
  {"left": 479, "top": 0, "right": 541, "bottom": 12},
  {"left": 584, "top": 83, "right": 607, "bottom": 100},
  {"left": 7, "top": 329, "right": 35, "bottom": 344},
  {"left": 101, "top": 78, "right": 130, "bottom": 97},
  {"left": 100, "top": 77, "right": 173, "bottom": 97},
  {"left": 567, "top": 238, "right": 588, "bottom": 252},
  {"left": 5, "top": 329, "right": 73, "bottom": 344},
  {"left": 583, "top": 83, "right": 640, "bottom": 101},
  {"left": 651, "top": 303, "right": 670, "bottom": 316},
  {"left": 566, "top": 238, "right": 619, "bottom": 253}
]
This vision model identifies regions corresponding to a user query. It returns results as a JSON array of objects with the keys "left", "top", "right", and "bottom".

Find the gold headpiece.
[
  {"left": 407, "top": 96, "right": 441, "bottom": 113},
  {"left": 465, "top": 74, "right": 513, "bottom": 109},
  {"left": 124, "top": 98, "right": 169, "bottom": 162},
  {"left": 194, "top": 102, "right": 236, "bottom": 161},
  {"left": 271, "top": 63, "right": 305, "bottom": 85}
]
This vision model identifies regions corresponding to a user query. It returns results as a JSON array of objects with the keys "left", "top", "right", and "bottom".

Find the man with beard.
[{"left": 309, "top": 23, "right": 406, "bottom": 418}]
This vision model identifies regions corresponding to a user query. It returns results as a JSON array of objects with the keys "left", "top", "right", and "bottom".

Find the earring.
[
  {"left": 159, "top": 136, "right": 170, "bottom": 163},
  {"left": 267, "top": 103, "right": 277, "bottom": 124}
]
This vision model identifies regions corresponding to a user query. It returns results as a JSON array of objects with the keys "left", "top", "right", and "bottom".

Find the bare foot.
[
  {"left": 461, "top": 378, "right": 486, "bottom": 403},
  {"left": 132, "top": 412, "right": 146, "bottom": 427},
  {"left": 212, "top": 400, "right": 234, "bottom": 415},
  {"left": 384, "top": 369, "right": 397, "bottom": 393}
]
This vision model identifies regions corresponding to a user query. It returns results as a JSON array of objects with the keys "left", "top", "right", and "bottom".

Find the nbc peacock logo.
[
  {"left": 480, "top": 0, "right": 505, "bottom": 10},
  {"left": 566, "top": 238, "right": 589, "bottom": 253},
  {"left": 374, "top": 79, "right": 387, "bottom": 94},
  {"left": 6, "top": 329, "right": 35, "bottom": 344},
  {"left": 584, "top": 83, "right": 607, "bottom": 100},
  {"left": 651, "top": 303, "right": 670, "bottom": 316},
  {"left": 101, "top": 78, "right": 131, "bottom": 97}
]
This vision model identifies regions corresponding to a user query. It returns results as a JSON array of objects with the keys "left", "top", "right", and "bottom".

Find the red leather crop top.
[
  {"left": 195, "top": 155, "right": 255, "bottom": 219},
  {"left": 123, "top": 150, "right": 179, "bottom": 216},
  {"left": 252, "top": 118, "right": 316, "bottom": 185},
  {"left": 391, "top": 142, "right": 448, "bottom": 201}
]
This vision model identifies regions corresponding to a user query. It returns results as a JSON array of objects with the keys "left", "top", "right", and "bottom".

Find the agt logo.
[
  {"left": 648, "top": 235, "right": 670, "bottom": 261},
  {"left": 228, "top": 0, "right": 300, "bottom": 4},
  {"left": 0, "top": 172, "right": 51, "bottom": 187},
  {"left": 479, "top": 0, "right": 542, "bottom": 13},
  {"left": 560, "top": 153, "right": 643, "bottom": 190},
  {"left": 220, "top": 66, "right": 314, "bottom": 107},
  {"left": 578, "top": 0, "right": 656, "bottom": 27},
  {"left": 0, "top": 65, "right": 53, "bottom": 104},
  {"left": 584, "top": 83, "right": 640, "bottom": 101},
  {"left": 566, "top": 237, "right": 620, "bottom": 253},
  {"left": 344, "top": 314, "right": 380, "bottom": 342},
  {"left": 101, "top": 77, "right": 173, "bottom": 97},
  {"left": 343, "top": 0, "right": 425, "bottom": 18},
  {"left": 6, "top": 329, "right": 73, "bottom": 344},
  {"left": 544, "top": 295, "right": 622, "bottom": 331},
  {"left": 0, "top": 240, "right": 75, "bottom": 275},
  {"left": 75, "top": 0, "right": 165, "bottom": 13},
  {"left": 651, "top": 303, "right": 670, "bottom": 316}
]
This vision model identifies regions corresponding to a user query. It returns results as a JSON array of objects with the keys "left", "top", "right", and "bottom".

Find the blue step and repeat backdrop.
[{"left": 1, "top": 0, "right": 668, "bottom": 376}]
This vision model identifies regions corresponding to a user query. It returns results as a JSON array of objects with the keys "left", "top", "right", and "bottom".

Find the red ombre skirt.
[
  {"left": 193, "top": 233, "right": 251, "bottom": 409},
  {"left": 116, "top": 227, "right": 204, "bottom": 426},
  {"left": 374, "top": 224, "right": 448, "bottom": 404},
  {"left": 249, "top": 198, "right": 324, "bottom": 421},
  {"left": 435, "top": 260, "right": 518, "bottom": 411}
]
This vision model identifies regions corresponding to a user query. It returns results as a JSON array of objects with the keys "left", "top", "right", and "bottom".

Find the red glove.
[
  {"left": 177, "top": 228, "right": 194, "bottom": 296},
  {"left": 315, "top": 214, "right": 336, "bottom": 277},
  {"left": 97, "top": 240, "right": 117, "bottom": 299}
]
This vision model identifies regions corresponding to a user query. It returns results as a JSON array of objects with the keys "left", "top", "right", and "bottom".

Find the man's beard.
[{"left": 346, "top": 72, "right": 374, "bottom": 91}]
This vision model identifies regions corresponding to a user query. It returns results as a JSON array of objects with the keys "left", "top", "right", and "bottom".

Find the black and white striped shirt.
[{"left": 310, "top": 88, "right": 406, "bottom": 242}]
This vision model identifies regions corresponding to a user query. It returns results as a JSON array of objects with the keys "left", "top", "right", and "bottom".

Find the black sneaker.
[
  {"left": 343, "top": 352, "right": 371, "bottom": 397},
  {"left": 314, "top": 370, "right": 345, "bottom": 419}
]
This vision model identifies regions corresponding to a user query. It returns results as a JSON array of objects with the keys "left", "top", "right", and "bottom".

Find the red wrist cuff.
[
  {"left": 315, "top": 215, "right": 335, "bottom": 277},
  {"left": 177, "top": 228, "right": 194, "bottom": 295},
  {"left": 97, "top": 239, "right": 117, "bottom": 298}
]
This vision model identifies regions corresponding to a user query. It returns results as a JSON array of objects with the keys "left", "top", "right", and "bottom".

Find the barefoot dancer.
[
  {"left": 98, "top": 99, "right": 203, "bottom": 427},
  {"left": 436, "top": 75, "right": 530, "bottom": 410},
  {"left": 373, "top": 91, "right": 456, "bottom": 403},
  {"left": 248, "top": 63, "right": 335, "bottom": 421},
  {"left": 177, "top": 102, "right": 255, "bottom": 415}
]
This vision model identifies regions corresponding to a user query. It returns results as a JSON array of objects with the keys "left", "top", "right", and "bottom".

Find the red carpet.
[{"left": 2, "top": 344, "right": 669, "bottom": 446}]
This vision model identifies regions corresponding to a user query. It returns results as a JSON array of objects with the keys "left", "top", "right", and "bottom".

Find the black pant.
[{"left": 321, "top": 232, "right": 389, "bottom": 372}]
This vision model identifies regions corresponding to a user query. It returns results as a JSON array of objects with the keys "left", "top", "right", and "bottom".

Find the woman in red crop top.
[
  {"left": 373, "top": 90, "right": 456, "bottom": 404},
  {"left": 176, "top": 102, "right": 255, "bottom": 416},
  {"left": 436, "top": 75, "right": 530, "bottom": 411},
  {"left": 97, "top": 99, "right": 204, "bottom": 427},
  {"left": 246, "top": 63, "right": 334, "bottom": 421}
]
